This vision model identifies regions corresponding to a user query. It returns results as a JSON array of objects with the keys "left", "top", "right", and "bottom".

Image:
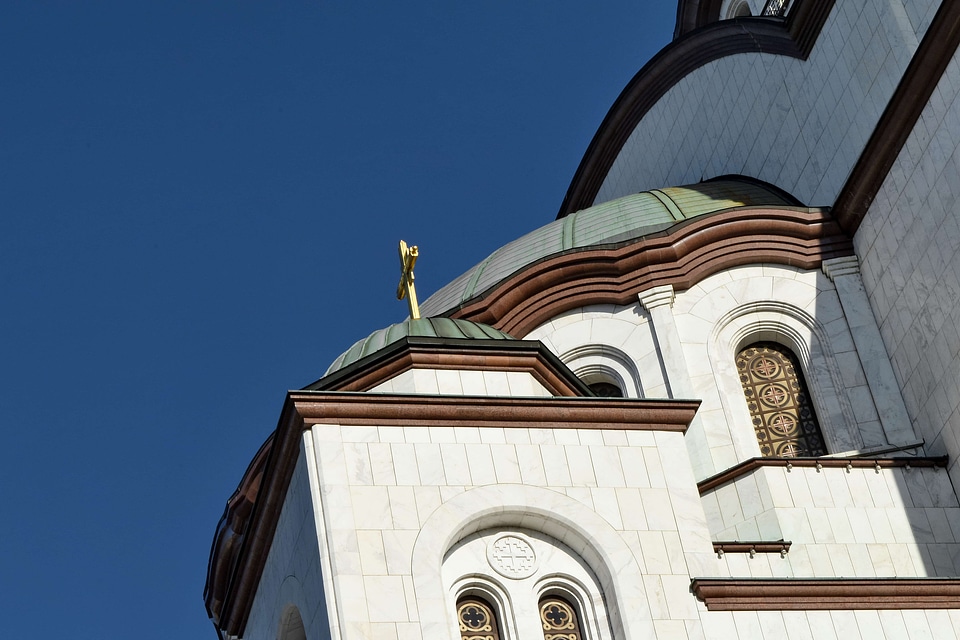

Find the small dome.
[{"left": 325, "top": 317, "right": 514, "bottom": 375}]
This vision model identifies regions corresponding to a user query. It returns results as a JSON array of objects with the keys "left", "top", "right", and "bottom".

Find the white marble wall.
[
  {"left": 701, "top": 465, "right": 960, "bottom": 577},
  {"left": 369, "top": 369, "right": 552, "bottom": 396},
  {"left": 595, "top": 0, "right": 938, "bottom": 208},
  {"left": 307, "top": 420, "right": 714, "bottom": 639},
  {"left": 244, "top": 448, "right": 330, "bottom": 640},
  {"left": 697, "top": 608, "right": 960, "bottom": 639},
  {"left": 856, "top": 44, "right": 960, "bottom": 498},
  {"left": 522, "top": 265, "right": 913, "bottom": 481}
]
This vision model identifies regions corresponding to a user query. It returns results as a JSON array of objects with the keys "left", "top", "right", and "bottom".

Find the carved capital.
[
  {"left": 821, "top": 256, "right": 860, "bottom": 281},
  {"left": 638, "top": 284, "right": 675, "bottom": 311}
]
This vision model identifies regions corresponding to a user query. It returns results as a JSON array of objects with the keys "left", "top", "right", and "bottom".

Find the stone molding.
[
  {"left": 289, "top": 392, "right": 699, "bottom": 431},
  {"left": 637, "top": 284, "right": 675, "bottom": 311},
  {"left": 691, "top": 577, "right": 960, "bottom": 610},
  {"left": 697, "top": 455, "right": 949, "bottom": 494},
  {"left": 308, "top": 337, "right": 591, "bottom": 397},
  {"left": 821, "top": 255, "right": 860, "bottom": 281},
  {"left": 447, "top": 207, "right": 853, "bottom": 337}
]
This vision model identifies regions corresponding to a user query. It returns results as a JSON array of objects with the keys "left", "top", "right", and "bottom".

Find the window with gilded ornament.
[
  {"left": 736, "top": 342, "right": 826, "bottom": 457},
  {"left": 457, "top": 595, "right": 502, "bottom": 640},
  {"left": 539, "top": 595, "right": 584, "bottom": 640}
]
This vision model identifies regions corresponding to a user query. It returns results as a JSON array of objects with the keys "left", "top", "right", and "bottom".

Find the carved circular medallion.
[{"left": 487, "top": 534, "right": 537, "bottom": 579}]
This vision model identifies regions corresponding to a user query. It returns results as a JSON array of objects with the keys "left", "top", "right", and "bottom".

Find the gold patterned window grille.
[
  {"left": 458, "top": 597, "right": 501, "bottom": 640},
  {"left": 736, "top": 342, "right": 826, "bottom": 457},
  {"left": 539, "top": 595, "right": 583, "bottom": 640}
]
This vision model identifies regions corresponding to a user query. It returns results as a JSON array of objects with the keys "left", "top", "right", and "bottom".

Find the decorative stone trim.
[
  {"left": 637, "top": 285, "right": 675, "bottom": 311},
  {"left": 690, "top": 577, "right": 960, "bottom": 610},
  {"left": 697, "top": 455, "right": 949, "bottom": 494},
  {"left": 712, "top": 541, "right": 791, "bottom": 557},
  {"left": 821, "top": 255, "right": 860, "bottom": 281},
  {"left": 447, "top": 207, "right": 853, "bottom": 337}
]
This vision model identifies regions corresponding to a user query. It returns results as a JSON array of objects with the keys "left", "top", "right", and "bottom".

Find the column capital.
[
  {"left": 638, "top": 284, "right": 675, "bottom": 311},
  {"left": 822, "top": 255, "right": 860, "bottom": 281}
]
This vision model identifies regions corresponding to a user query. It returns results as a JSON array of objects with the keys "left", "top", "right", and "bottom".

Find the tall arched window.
[
  {"left": 736, "top": 342, "right": 826, "bottom": 457},
  {"left": 539, "top": 595, "right": 584, "bottom": 640},
  {"left": 458, "top": 596, "right": 502, "bottom": 640}
]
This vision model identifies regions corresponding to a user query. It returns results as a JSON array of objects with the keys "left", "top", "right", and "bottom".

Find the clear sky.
[{"left": 1, "top": 3, "right": 673, "bottom": 638}]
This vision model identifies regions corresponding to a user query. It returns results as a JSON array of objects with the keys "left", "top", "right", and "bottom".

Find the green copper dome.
[
  {"left": 325, "top": 317, "right": 514, "bottom": 375},
  {"left": 420, "top": 176, "right": 798, "bottom": 316}
]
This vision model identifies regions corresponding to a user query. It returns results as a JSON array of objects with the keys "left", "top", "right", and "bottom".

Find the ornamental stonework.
[{"left": 487, "top": 534, "right": 537, "bottom": 579}]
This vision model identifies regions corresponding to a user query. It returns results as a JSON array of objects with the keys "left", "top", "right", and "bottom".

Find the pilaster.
[{"left": 822, "top": 256, "right": 917, "bottom": 447}]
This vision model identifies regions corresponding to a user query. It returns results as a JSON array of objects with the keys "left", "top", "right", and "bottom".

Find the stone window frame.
[
  {"left": 560, "top": 344, "right": 643, "bottom": 399},
  {"left": 448, "top": 534, "right": 611, "bottom": 640},
  {"left": 707, "top": 300, "right": 862, "bottom": 460}
]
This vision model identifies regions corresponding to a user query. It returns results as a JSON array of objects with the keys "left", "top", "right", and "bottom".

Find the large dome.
[
  {"left": 420, "top": 176, "right": 798, "bottom": 317},
  {"left": 325, "top": 317, "right": 514, "bottom": 376}
]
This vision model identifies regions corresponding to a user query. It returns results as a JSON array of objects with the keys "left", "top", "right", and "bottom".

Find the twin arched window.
[
  {"left": 457, "top": 594, "right": 584, "bottom": 640},
  {"left": 736, "top": 342, "right": 826, "bottom": 457}
]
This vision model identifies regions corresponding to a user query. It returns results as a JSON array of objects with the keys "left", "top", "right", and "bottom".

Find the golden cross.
[{"left": 397, "top": 240, "right": 420, "bottom": 319}]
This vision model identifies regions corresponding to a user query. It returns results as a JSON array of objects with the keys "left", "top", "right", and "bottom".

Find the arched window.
[
  {"left": 736, "top": 342, "right": 826, "bottom": 457},
  {"left": 457, "top": 596, "right": 502, "bottom": 640},
  {"left": 588, "top": 381, "right": 623, "bottom": 397},
  {"left": 539, "top": 595, "right": 584, "bottom": 640},
  {"left": 727, "top": 0, "right": 752, "bottom": 18}
]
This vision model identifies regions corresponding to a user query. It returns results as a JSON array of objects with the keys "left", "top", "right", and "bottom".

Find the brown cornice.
[
  {"left": 833, "top": 0, "right": 960, "bottom": 235},
  {"left": 697, "top": 455, "right": 949, "bottom": 494},
  {"left": 691, "top": 577, "right": 960, "bottom": 610},
  {"left": 713, "top": 540, "right": 792, "bottom": 555},
  {"left": 216, "top": 391, "right": 700, "bottom": 637},
  {"left": 307, "top": 336, "right": 592, "bottom": 397},
  {"left": 447, "top": 207, "right": 853, "bottom": 337},
  {"left": 560, "top": 0, "right": 835, "bottom": 219},
  {"left": 289, "top": 392, "right": 700, "bottom": 431}
]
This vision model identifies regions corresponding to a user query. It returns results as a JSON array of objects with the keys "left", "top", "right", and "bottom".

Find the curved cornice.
[
  {"left": 446, "top": 206, "right": 853, "bottom": 337},
  {"left": 674, "top": 0, "right": 724, "bottom": 39},
  {"left": 558, "top": 0, "right": 834, "bottom": 219}
]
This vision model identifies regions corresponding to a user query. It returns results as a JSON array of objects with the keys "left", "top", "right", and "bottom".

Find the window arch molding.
[
  {"left": 411, "top": 484, "right": 652, "bottom": 640},
  {"left": 453, "top": 578, "right": 513, "bottom": 640},
  {"left": 560, "top": 344, "right": 643, "bottom": 398},
  {"left": 536, "top": 577, "right": 607, "bottom": 640},
  {"left": 707, "top": 300, "right": 861, "bottom": 461}
]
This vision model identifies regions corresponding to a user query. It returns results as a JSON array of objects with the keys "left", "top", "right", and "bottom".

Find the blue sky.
[{"left": 0, "top": 3, "right": 673, "bottom": 638}]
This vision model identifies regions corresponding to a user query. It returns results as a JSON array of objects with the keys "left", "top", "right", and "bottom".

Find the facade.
[{"left": 205, "top": 0, "right": 960, "bottom": 638}]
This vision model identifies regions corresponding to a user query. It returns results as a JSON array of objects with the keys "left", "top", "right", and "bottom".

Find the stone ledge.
[
  {"left": 697, "top": 455, "right": 949, "bottom": 494},
  {"left": 691, "top": 577, "right": 960, "bottom": 610}
]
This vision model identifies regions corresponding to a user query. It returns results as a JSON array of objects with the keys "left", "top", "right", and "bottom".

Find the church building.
[{"left": 205, "top": 0, "right": 960, "bottom": 637}]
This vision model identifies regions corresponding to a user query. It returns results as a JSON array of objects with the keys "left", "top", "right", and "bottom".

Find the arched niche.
[{"left": 410, "top": 484, "right": 654, "bottom": 640}]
